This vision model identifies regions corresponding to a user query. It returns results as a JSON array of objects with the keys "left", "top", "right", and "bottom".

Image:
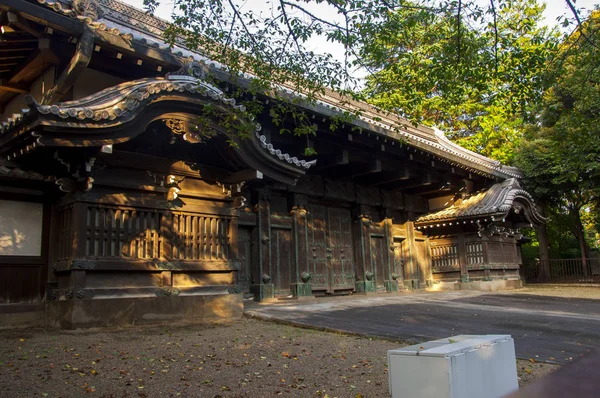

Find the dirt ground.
[
  {"left": 518, "top": 284, "right": 600, "bottom": 299},
  {"left": 0, "top": 316, "right": 558, "bottom": 398}
]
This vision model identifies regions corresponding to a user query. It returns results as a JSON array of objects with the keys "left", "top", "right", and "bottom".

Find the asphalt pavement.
[{"left": 245, "top": 290, "right": 600, "bottom": 364}]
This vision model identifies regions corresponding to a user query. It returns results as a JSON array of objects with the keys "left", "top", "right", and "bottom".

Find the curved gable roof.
[
  {"left": 0, "top": 73, "right": 315, "bottom": 186},
  {"left": 415, "top": 178, "right": 545, "bottom": 227}
]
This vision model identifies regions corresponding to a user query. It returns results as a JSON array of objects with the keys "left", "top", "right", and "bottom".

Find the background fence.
[{"left": 522, "top": 258, "right": 600, "bottom": 283}]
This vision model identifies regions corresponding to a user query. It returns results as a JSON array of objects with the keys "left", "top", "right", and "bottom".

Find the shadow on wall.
[{"left": 0, "top": 200, "right": 43, "bottom": 256}]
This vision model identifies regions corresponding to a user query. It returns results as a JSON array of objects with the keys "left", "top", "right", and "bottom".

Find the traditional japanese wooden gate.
[{"left": 307, "top": 204, "right": 355, "bottom": 293}]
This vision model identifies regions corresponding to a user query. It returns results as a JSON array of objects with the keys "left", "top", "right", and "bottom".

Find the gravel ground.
[
  {"left": 518, "top": 285, "right": 600, "bottom": 299},
  {"left": 0, "top": 317, "right": 558, "bottom": 397}
]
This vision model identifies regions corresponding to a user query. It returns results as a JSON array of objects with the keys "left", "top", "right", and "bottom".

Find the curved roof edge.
[
  {"left": 415, "top": 178, "right": 545, "bottom": 227},
  {"left": 27, "top": 0, "right": 524, "bottom": 180},
  {"left": 0, "top": 74, "right": 315, "bottom": 185}
]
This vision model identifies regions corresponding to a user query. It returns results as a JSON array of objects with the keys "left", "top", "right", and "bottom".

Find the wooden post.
[
  {"left": 481, "top": 236, "right": 491, "bottom": 282},
  {"left": 354, "top": 205, "right": 374, "bottom": 293},
  {"left": 228, "top": 210, "right": 240, "bottom": 292},
  {"left": 405, "top": 219, "right": 418, "bottom": 289},
  {"left": 457, "top": 233, "right": 468, "bottom": 283},
  {"left": 383, "top": 216, "right": 398, "bottom": 292},
  {"left": 251, "top": 188, "right": 274, "bottom": 301},
  {"left": 290, "top": 194, "right": 312, "bottom": 297}
]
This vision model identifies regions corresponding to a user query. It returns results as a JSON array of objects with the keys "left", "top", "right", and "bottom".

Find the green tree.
[
  {"left": 139, "top": 0, "right": 590, "bottom": 154},
  {"left": 516, "top": 10, "right": 600, "bottom": 273},
  {"left": 361, "top": 0, "right": 557, "bottom": 164}
]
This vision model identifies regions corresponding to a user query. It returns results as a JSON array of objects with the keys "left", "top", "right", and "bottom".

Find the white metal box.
[{"left": 388, "top": 334, "right": 518, "bottom": 398}]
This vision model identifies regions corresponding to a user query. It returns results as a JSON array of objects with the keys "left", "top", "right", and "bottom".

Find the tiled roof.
[{"left": 416, "top": 178, "right": 545, "bottom": 226}]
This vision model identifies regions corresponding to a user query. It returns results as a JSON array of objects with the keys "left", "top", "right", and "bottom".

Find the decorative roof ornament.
[
  {"left": 167, "top": 61, "right": 207, "bottom": 79},
  {"left": 163, "top": 118, "right": 216, "bottom": 144},
  {"left": 72, "top": 0, "right": 103, "bottom": 22}
]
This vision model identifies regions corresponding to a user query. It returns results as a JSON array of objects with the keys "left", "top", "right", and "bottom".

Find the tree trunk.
[
  {"left": 536, "top": 224, "right": 551, "bottom": 282},
  {"left": 571, "top": 208, "right": 590, "bottom": 278}
]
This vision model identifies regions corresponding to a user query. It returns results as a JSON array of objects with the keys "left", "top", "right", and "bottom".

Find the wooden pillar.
[
  {"left": 228, "top": 211, "right": 240, "bottom": 293},
  {"left": 251, "top": 188, "right": 274, "bottom": 301},
  {"left": 457, "top": 233, "right": 469, "bottom": 283},
  {"left": 354, "top": 205, "right": 375, "bottom": 293},
  {"left": 481, "top": 236, "right": 490, "bottom": 282},
  {"left": 290, "top": 194, "right": 312, "bottom": 297},
  {"left": 405, "top": 219, "right": 419, "bottom": 289},
  {"left": 383, "top": 215, "right": 398, "bottom": 292},
  {"left": 424, "top": 237, "right": 434, "bottom": 286},
  {"left": 70, "top": 201, "right": 87, "bottom": 298}
]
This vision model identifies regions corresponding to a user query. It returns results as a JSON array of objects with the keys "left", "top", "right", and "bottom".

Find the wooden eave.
[
  {"left": 414, "top": 178, "right": 546, "bottom": 228},
  {"left": 0, "top": 75, "right": 315, "bottom": 186}
]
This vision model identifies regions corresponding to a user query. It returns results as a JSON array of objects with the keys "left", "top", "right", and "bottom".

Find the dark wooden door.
[
  {"left": 308, "top": 204, "right": 355, "bottom": 293},
  {"left": 271, "top": 228, "right": 292, "bottom": 294},
  {"left": 308, "top": 204, "right": 328, "bottom": 290},
  {"left": 236, "top": 227, "right": 253, "bottom": 293},
  {"left": 371, "top": 236, "right": 387, "bottom": 291},
  {"left": 327, "top": 207, "right": 355, "bottom": 291}
]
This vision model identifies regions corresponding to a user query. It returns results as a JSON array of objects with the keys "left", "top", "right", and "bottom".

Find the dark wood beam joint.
[
  {"left": 5, "top": 11, "right": 44, "bottom": 38},
  {"left": 371, "top": 167, "right": 410, "bottom": 186},
  {"left": 222, "top": 169, "right": 263, "bottom": 184},
  {"left": 314, "top": 149, "right": 349, "bottom": 170},
  {"left": 42, "top": 26, "right": 94, "bottom": 104}
]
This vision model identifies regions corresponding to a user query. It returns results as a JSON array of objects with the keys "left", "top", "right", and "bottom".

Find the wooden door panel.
[
  {"left": 393, "top": 238, "right": 405, "bottom": 280},
  {"left": 371, "top": 236, "right": 386, "bottom": 289},
  {"left": 271, "top": 228, "right": 292, "bottom": 293},
  {"left": 328, "top": 207, "right": 355, "bottom": 289},
  {"left": 308, "top": 204, "right": 328, "bottom": 288},
  {"left": 308, "top": 204, "right": 356, "bottom": 292},
  {"left": 236, "top": 227, "right": 252, "bottom": 293}
]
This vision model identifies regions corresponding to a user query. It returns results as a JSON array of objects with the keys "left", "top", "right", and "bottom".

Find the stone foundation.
[
  {"left": 432, "top": 279, "right": 522, "bottom": 292},
  {"left": 44, "top": 294, "right": 242, "bottom": 329}
]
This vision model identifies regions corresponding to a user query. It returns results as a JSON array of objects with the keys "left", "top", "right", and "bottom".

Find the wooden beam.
[
  {"left": 348, "top": 158, "right": 382, "bottom": 178},
  {"left": 223, "top": 169, "right": 263, "bottom": 184},
  {"left": 314, "top": 149, "right": 349, "bottom": 170},
  {"left": 93, "top": 28, "right": 183, "bottom": 69},
  {"left": 368, "top": 167, "right": 410, "bottom": 186},
  {"left": 42, "top": 26, "right": 94, "bottom": 104},
  {"left": 0, "top": 48, "right": 35, "bottom": 53},
  {"left": 5, "top": 11, "right": 44, "bottom": 38},
  {"left": 1, "top": 0, "right": 84, "bottom": 35},
  {"left": 387, "top": 172, "right": 435, "bottom": 191},
  {"left": 406, "top": 183, "right": 454, "bottom": 196},
  {"left": 0, "top": 79, "right": 27, "bottom": 93},
  {"left": 6, "top": 40, "right": 59, "bottom": 84}
]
